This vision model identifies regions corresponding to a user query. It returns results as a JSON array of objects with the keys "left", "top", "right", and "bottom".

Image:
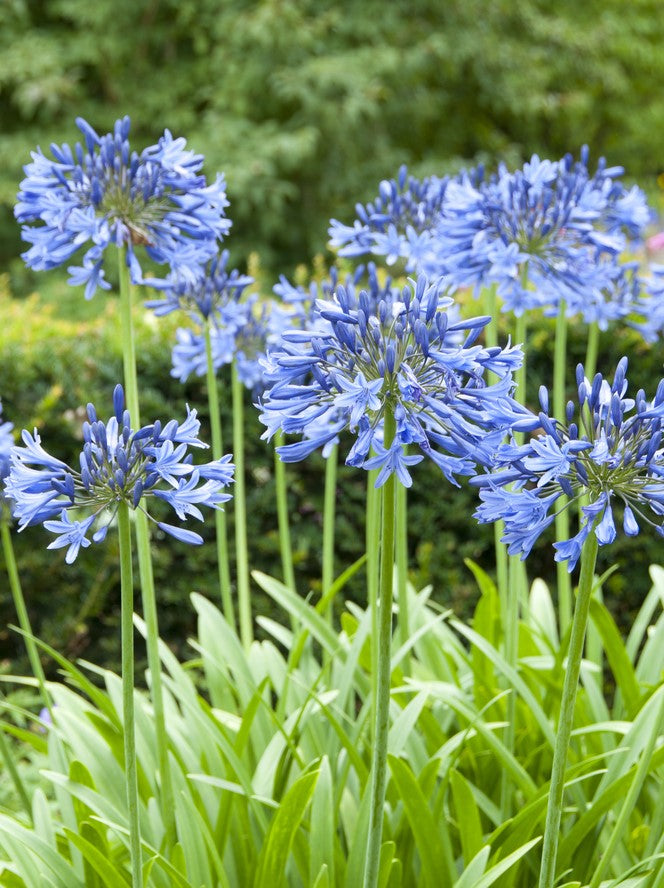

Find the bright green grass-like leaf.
[
  {"left": 450, "top": 769, "right": 484, "bottom": 866},
  {"left": 529, "top": 578, "right": 559, "bottom": 650},
  {"left": 378, "top": 841, "right": 398, "bottom": 888},
  {"left": 309, "top": 756, "right": 335, "bottom": 886},
  {"left": 589, "top": 598, "right": 641, "bottom": 719},
  {"left": 387, "top": 754, "right": 449, "bottom": 887},
  {"left": 61, "top": 828, "right": 131, "bottom": 887},
  {"left": 455, "top": 838, "right": 541, "bottom": 888},
  {"left": 252, "top": 767, "right": 319, "bottom": 888},
  {"left": 451, "top": 619, "right": 556, "bottom": 748},
  {"left": 0, "top": 813, "right": 85, "bottom": 888}
]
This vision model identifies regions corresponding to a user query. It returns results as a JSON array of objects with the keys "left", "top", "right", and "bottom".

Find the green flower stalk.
[
  {"left": 204, "top": 320, "right": 235, "bottom": 627},
  {"left": 117, "top": 502, "right": 143, "bottom": 888},
  {"left": 118, "top": 248, "right": 176, "bottom": 842}
]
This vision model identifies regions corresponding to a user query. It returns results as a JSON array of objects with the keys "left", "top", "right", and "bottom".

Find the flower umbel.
[
  {"left": 4, "top": 386, "right": 234, "bottom": 561},
  {"left": 16, "top": 117, "right": 231, "bottom": 299},
  {"left": 260, "top": 275, "right": 535, "bottom": 486},
  {"left": 472, "top": 357, "right": 664, "bottom": 569}
]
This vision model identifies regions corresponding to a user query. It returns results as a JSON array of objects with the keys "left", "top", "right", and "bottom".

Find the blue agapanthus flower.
[
  {"left": 436, "top": 149, "right": 651, "bottom": 316},
  {"left": 4, "top": 386, "right": 234, "bottom": 562},
  {"left": 272, "top": 263, "right": 419, "bottom": 458},
  {"left": 260, "top": 275, "right": 536, "bottom": 487},
  {"left": 145, "top": 250, "right": 253, "bottom": 321},
  {"left": 328, "top": 165, "right": 454, "bottom": 278},
  {"left": 171, "top": 290, "right": 292, "bottom": 397},
  {"left": 16, "top": 117, "right": 231, "bottom": 299},
  {"left": 472, "top": 357, "right": 664, "bottom": 570},
  {"left": 329, "top": 151, "right": 651, "bottom": 324}
]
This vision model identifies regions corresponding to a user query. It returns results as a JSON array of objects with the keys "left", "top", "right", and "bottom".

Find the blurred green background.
[
  {"left": 1, "top": 0, "right": 663, "bottom": 276},
  {"left": 1, "top": 0, "right": 664, "bottom": 678}
]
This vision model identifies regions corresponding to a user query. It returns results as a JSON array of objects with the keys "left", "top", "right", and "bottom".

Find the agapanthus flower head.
[
  {"left": 4, "top": 386, "right": 234, "bottom": 562},
  {"left": 436, "top": 148, "right": 651, "bottom": 316},
  {"left": 16, "top": 116, "right": 231, "bottom": 299},
  {"left": 260, "top": 274, "right": 535, "bottom": 487},
  {"left": 328, "top": 165, "right": 479, "bottom": 280},
  {"left": 472, "top": 357, "right": 664, "bottom": 569},
  {"left": 171, "top": 292, "right": 291, "bottom": 397},
  {"left": 145, "top": 250, "right": 253, "bottom": 321}
]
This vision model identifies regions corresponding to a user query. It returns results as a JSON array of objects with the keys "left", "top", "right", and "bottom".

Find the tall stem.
[
  {"left": 1, "top": 519, "right": 51, "bottom": 715},
  {"left": 553, "top": 300, "right": 572, "bottom": 634},
  {"left": 499, "top": 307, "right": 529, "bottom": 813},
  {"left": 366, "top": 468, "right": 381, "bottom": 704},
  {"left": 514, "top": 312, "right": 527, "bottom": 413},
  {"left": 538, "top": 533, "right": 599, "bottom": 888},
  {"left": 232, "top": 363, "right": 252, "bottom": 650},
  {"left": 321, "top": 444, "right": 338, "bottom": 613},
  {"left": 117, "top": 247, "right": 175, "bottom": 842},
  {"left": 204, "top": 321, "right": 235, "bottom": 627},
  {"left": 500, "top": 556, "right": 520, "bottom": 819},
  {"left": 117, "top": 502, "right": 142, "bottom": 888},
  {"left": 483, "top": 284, "right": 508, "bottom": 596},
  {"left": 364, "top": 408, "right": 397, "bottom": 888},
  {"left": 274, "top": 430, "right": 296, "bottom": 593},
  {"left": 395, "top": 481, "right": 409, "bottom": 670}
]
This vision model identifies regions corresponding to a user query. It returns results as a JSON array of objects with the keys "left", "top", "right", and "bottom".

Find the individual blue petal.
[
  {"left": 157, "top": 522, "right": 203, "bottom": 545},
  {"left": 622, "top": 503, "right": 640, "bottom": 536}
]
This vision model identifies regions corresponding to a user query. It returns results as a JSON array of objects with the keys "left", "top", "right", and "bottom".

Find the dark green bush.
[{"left": 1, "top": 0, "right": 663, "bottom": 277}]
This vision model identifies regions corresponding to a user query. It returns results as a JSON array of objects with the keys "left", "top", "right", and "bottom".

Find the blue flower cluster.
[
  {"left": 260, "top": 275, "right": 536, "bottom": 486},
  {"left": 163, "top": 256, "right": 292, "bottom": 395},
  {"left": 16, "top": 117, "right": 231, "bottom": 299},
  {"left": 472, "top": 358, "right": 664, "bottom": 569},
  {"left": 4, "top": 386, "right": 234, "bottom": 562},
  {"left": 145, "top": 250, "right": 252, "bottom": 321},
  {"left": 328, "top": 165, "right": 455, "bottom": 278},
  {"left": 328, "top": 151, "right": 651, "bottom": 324},
  {"left": 437, "top": 150, "right": 650, "bottom": 318}
]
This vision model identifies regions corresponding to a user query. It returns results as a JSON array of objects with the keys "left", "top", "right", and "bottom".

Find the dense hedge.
[
  {"left": 1, "top": 0, "right": 663, "bottom": 278},
  {"left": 1, "top": 270, "right": 662, "bottom": 678}
]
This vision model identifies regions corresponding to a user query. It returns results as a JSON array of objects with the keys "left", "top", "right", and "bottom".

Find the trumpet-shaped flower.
[
  {"left": 472, "top": 357, "right": 664, "bottom": 569},
  {"left": 16, "top": 117, "right": 231, "bottom": 299},
  {"left": 4, "top": 386, "right": 234, "bottom": 562},
  {"left": 260, "top": 275, "right": 536, "bottom": 487}
]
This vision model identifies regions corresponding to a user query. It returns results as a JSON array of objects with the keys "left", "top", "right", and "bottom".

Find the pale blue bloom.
[
  {"left": 16, "top": 117, "right": 231, "bottom": 298},
  {"left": 261, "top": 274, "right": 536, "bottom": 487},
  {"left": 4, "top": 386, "right": 234, "bottom": 561},
  {"left": 473, "top": 358, "right": 664, "bottom": 569}
]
